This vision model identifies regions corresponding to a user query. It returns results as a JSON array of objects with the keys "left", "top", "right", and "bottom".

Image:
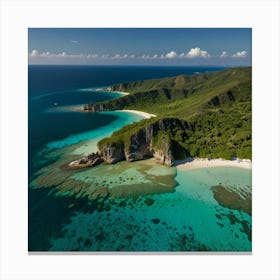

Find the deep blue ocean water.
[{"left": 28, "top": 65, "right": 251, "bottom": 252}]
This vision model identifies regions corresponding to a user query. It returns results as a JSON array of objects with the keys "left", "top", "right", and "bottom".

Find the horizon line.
[{"left": 28, "top": 64, "right": 251, "bottom": 67}]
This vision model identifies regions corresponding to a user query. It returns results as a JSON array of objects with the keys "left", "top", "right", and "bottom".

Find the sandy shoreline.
[
  {"left": 175, "top": 157, "right": 252, "bottom": 170},
  {"left": 115, "top": 109, "right": 156, "bottom": 119},
  {"left": 91, "top": 87, "right": 130, "bottom": 96},
  {"left": 48, "top": 105, "right": 156, "bottom": 119}
]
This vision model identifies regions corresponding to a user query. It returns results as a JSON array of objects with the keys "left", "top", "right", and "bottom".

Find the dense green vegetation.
[{"left": 96, "top": 67, "right": 252, "bottom": 160}]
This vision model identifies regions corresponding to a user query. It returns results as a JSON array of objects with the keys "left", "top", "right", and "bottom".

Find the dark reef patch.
[
  {"left": 151, "top": 218, "right": 160, "bottom": 224},
  {"left": 144, "top": 198, "right": 155, "bottom": 206},
  {"left": 170, "top": 232, "right": 209, "bottom": 251},
  {"left": 211, "top": 185, "right": 251, "bottom": 215},
  {"left": 224, "top": 211, "right": 252, "bottom": 242}
]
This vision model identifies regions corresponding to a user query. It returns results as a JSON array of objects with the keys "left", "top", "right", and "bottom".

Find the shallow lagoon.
[{"left": 47, "top": 165, "right": 251, "bottom": 251}]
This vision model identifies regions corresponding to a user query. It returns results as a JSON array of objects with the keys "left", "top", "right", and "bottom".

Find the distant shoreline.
[
  {"left": 47, "top": 105, "right": 84, "bottom": 113},
  {"left": 175, "top": 157, "right": 252, "bottom": 170},
  {"left": 47, "top": 105, "right": 156, "bottom": 119}
]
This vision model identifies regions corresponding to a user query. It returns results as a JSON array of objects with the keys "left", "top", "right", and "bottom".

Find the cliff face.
[
  {"left": 125, "top": 126, "right": 153, "bottom": 162},
  {"left": 98, "top": 118, "right": 190, "bottom": 166},
  {"left": 99, "top": 142, "right": 125, "bottom": 164},
  {"left": 153, "top": 147, "right": 174, "bottom": 166}
]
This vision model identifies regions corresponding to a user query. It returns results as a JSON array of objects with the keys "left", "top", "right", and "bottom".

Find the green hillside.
[{"left": 88, "top": 67, "right": 251, "bottom": 161}]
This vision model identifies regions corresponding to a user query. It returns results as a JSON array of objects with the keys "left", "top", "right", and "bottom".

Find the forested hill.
[
  {"left": 85, "top": 67, "right": 251, "bottom": 120},
  {"left": 84, "top": 67, "right": 252, "bottom": 165}
]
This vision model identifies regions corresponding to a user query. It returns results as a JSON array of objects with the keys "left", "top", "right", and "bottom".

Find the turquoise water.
[
  {"left": 47, "top": 166, "right": 251, "bottom": 251},
  {"left": 28, "top": 65, "right": 251, "bottom": 252},
  {"left": 46, "top": 111, "right": 144, "bottom": 151}
]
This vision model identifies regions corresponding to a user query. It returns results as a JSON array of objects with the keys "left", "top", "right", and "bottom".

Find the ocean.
[{"left": 28, "top": 65, "right": 251, "bottom": 252}]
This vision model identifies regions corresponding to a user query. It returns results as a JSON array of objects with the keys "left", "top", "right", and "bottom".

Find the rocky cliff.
[
  {"left": 98, "top": 118, "right": 191, "bottom": 166},
  {"left": 100, "top": 141, "right": 125, "bottom": 164}
]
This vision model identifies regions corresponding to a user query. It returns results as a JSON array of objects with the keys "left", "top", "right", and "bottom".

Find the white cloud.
[
  {"left": 101, "top": 54, "right": 109, "bottom": 59},
  {"left": 29, "top": 50, "right": 140, "bottom": 61},
  {"left": 29, "top": 50, "right": 99, "bottom": 59},
  {"left": 232, "top": 50, "right": 247, "bottom": 58},
  {"left": 220, "top": 51, "right": 228, "bottom": 58},
  {"left": 112, "top": 53, "right": 131, "bottom": 59},
  {"left": 166, "top": 50, "right": 177, "bottom": 59},
  {"left": 186, "top": 47, "right": 211, "bottom": 58},
  {"left": 141, "top": 54, "right": 150, "bottom": 59},
  {"left": 30, "top": 49, "right": 39, "bottom": 57},
  {"left": 40, "top": 51, "right": 50, "bottom": 57},
  {"left": 32, "top": 49, "right": 242, "bottom": 63},
  {"left": 70, "top": 40, "right": 79, "bottom": 44},
  {"left": 112, "top": 54, "right": 121, "bottom": 59},
  {"left": 85, "top": 54, "right": 98, "bottom": 58}
]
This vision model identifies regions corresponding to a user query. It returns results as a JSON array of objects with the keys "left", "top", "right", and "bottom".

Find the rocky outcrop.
[
  {"left": 208, "top": 90, "right": 236, "bottom": 107},
  {"left": 108, "top": 84, "right": 127, "bottom": 92},
  {"left": 99, "top": 142, "right": 125, "bottom": 164},
  {"left": 83, "top": 103, "right": 117, "bottom": 112},
  {"left": 98, "top": 118, "right": 190, "bottom": 166},
  {"left": 83, "top": 104, "right": 93, "bottom": 111},
  {"left": 69, "top": 152, "right": 103, "bottom": 169}
]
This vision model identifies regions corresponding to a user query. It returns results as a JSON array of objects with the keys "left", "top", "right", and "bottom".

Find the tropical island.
[
  {"left": 70, "top": 67, "right": 251, "bottom": 169},
  {"left": 28, "top": 28, "right": 253, "bottom": 253}
]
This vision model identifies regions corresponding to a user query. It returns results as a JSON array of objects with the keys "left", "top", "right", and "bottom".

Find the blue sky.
[{"left": 28, "top": 28, "right": 251, "bottom": 66}]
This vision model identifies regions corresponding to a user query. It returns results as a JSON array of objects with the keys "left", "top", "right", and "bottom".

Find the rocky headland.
[
  {"left": 69, "top": 118, "right": 191, "bottom": 168},
  {"left": 98, "top": 118, "right": 190, "bottom": 166}
]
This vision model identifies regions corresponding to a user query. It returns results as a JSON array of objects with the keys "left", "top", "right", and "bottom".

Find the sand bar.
[{"left": 176, "top": 157, "right": 252, "bottom": 170}]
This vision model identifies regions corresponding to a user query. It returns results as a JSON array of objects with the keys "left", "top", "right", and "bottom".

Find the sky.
[{"left": 28, "top": 28, "right": 251, "bottom": 66}]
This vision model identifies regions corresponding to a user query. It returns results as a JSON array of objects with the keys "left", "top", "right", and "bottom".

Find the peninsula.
[{"left": 72, "top": 67, "right": 251, "bottom": 168}]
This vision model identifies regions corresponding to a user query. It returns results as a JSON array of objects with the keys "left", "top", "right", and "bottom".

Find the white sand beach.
[
  {"left": 48, "top": 106, "right": 156, "bottom": 120},
  {"left": 116, "top": 109, "right": 156, "bottom": 119},
  {"left": 89, "top": 88, "right": 130, "bottom": 96},
  {"left": 176, "top": 157, "right": 252, "bottom": 170}
]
